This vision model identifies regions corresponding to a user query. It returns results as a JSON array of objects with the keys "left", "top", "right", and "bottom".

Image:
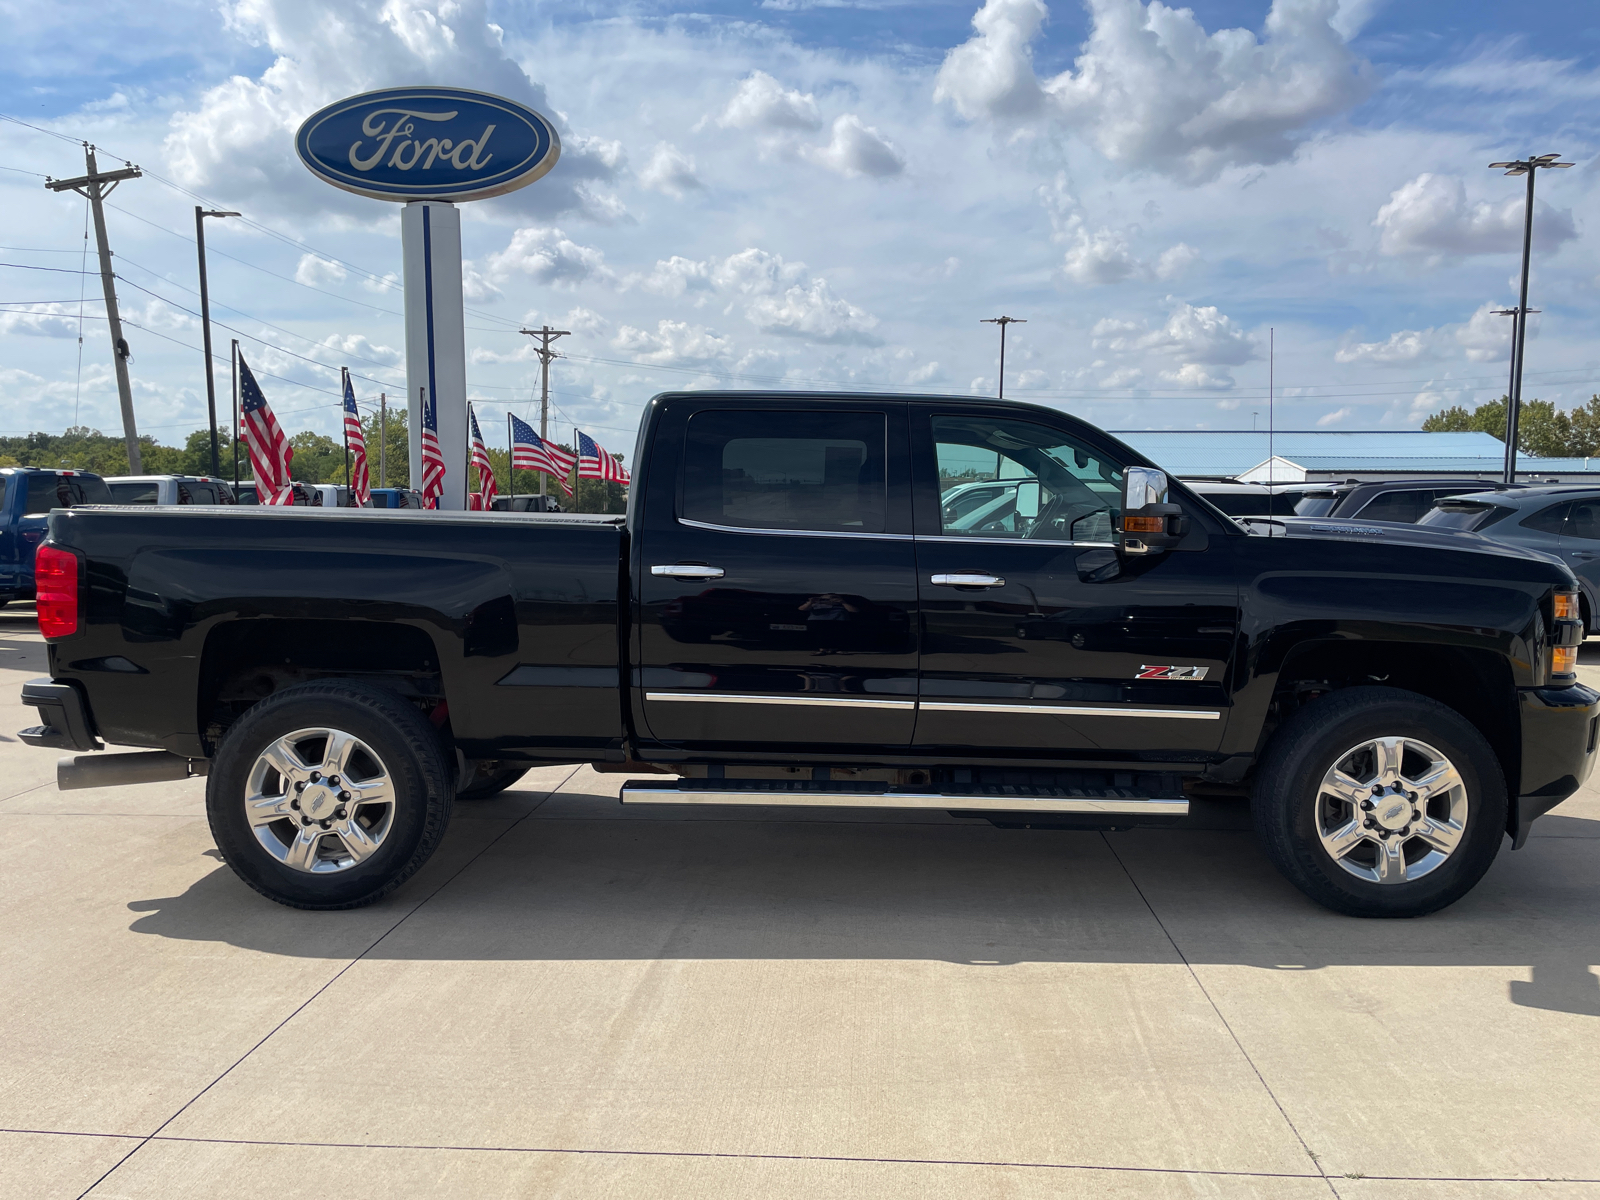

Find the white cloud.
[
  {"left": 936, "top": 0, "right": 1374, "bottom": 182},
  {"left": 1334, "top": 328, "right": 1433, "bottom": 364},
  {"left": 716, "top": 71, "right": 823, "bottom": 131},
  {"left": 638, "top": 142, "right": 703, "bottom": 197},
  {"left": 907, "top": 361, "right": 945, "bottom": 384},
  {"left": 1096, "top": 302, "right": 1257, "bottom": 365},
  {"left": 1455, "top": 301, "right": 1519, "bottom": 363},
  {"left": 461, "top": 262, "right": 503, "bottom": 303},
  {"left": 630, "top": 256, "right": 715, "bottom": 297},
  {"left": 562, "top": 306, "right": 610, "bottom": 338},
  {"left": 1317, "top": 405, "right": 1355, "bottom": 426},
  {"left": 295, "top": 254, "right": 347, "bottom": 287},
  {"left": 744, "top": 278, "right": 882, "bottom": 345},
  {"left": 1061, "top": 224, "right": 1139, "bottom": 285},
  {"left": 0, "top": 304, "right": 84, "bottom": 338},
  {"left": 612, "top": 319, "right": 733, "bottom": 365},
  {"left": 1159, "top": 364, "right": 1234, "bottom": 390},
  {"left": 711, "top": 248, "right": 809, "bottom": 295},
  {"left": 1154, "top": 243, "right": 1200, "bottom": 279},
  {"left": 486, "top": 226, "right": 610, "bottom": 288},
  {"left": 1373, "top": 173, "right": 1578, "bottom": 259},
  {"left": 803, "top": 115, "right": 905, "bottom": 178},
  {"left": 319, "top": 332, "right": 403, "bottom": 366}
]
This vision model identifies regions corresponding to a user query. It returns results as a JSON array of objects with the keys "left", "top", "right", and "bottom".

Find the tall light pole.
[
  {"left": 981, "top": 316, "right": 1025, "bottom": 399},
  {"left": 1488, "top": 153, "right": 1572, "bottom": 483},
  {"left": 196, "top": 207, "right": 240, "bottom": 477}
]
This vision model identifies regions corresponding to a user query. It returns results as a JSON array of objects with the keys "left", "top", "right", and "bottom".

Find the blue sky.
[{"left": 1, "top": 0, "right": 1597, "bottom": 456}]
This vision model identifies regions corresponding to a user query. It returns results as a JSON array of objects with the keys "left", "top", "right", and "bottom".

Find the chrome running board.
[{"left": 618, "top": 781, "right": 1187, "bottom": 817}]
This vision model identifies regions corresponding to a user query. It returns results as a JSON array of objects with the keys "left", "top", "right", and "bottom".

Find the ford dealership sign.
[{"left": 295, "top": 86, "right": 560, "bottom": 202}]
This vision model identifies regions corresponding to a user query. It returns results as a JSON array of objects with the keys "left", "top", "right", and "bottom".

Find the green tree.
[
  {"left": 362, "top": 404, "right": 409, "bottom": 489},
  {"left": 1421, "top": 395, "right": 1600, "bottom": 458}
]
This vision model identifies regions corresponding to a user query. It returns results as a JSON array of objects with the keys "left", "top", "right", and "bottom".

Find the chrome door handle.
[
  {"left": 930, "top": 572, "right": 1005, "bottom": 588},
  {"left": 651, "top": 564, "right": 725, "bottom": 580}
]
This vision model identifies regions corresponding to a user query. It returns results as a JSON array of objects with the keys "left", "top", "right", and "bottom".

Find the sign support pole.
[{"left": 402, "top": 201, "right": 468, "bottom": 509}]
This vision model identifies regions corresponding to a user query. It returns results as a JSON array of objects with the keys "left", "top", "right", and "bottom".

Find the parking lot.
[{"left": 2, "top": 608, "right": 1597, "bottom": 1199}]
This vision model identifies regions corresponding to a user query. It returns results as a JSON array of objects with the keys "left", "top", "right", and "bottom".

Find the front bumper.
[
  {"left": 1514, "top": 683, "right": 1600, "bottom": 847},
  {"left": 19, "top": 678, "right": 103, "bottom": 753}
]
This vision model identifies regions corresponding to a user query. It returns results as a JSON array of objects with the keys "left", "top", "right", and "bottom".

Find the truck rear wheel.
[
  {"left": 1251, "top": 686, "right": 1506, "bottom": 918},
  {"left": 206, "top": 681, "right": 453, "bottom": 909}
]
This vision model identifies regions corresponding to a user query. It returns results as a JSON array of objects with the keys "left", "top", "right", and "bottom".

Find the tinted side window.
[
  {"left": 109, "top": 482, "right": 159, "bottom": 505},
  {"left": 1521, "top": 502, "right": 1569, "bottom": 535},
  {"left": 1354, "top": 490, "right": 1430, "bottom": 523},
  {"left": 189, "top": 484, "right": 218, "bottom": 504},
  {"left": 1567, "top": 500, "right": 1600, "bottom": 541},
  {"left": 72, "top": 477, "right": 112, "bottom": 504},
  {"left": 932, "top": 414, "right": 1123, "bottom": 542},
  {"left": 25, "top": 475, "right": 76, "bottom": 514},
  {"left": 683, "top": 410, "right": 887, "bottom": 534}
]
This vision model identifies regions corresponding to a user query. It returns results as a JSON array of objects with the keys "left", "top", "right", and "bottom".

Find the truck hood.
[{"left": 1237, "top": 515, "right": 1570, "bottom": 571}]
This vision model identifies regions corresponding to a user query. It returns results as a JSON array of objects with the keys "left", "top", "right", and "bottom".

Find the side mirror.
[
  {"left": 1119, "top": 467, "right": 1187, "bottom": 555},
  {"left": 1015, "top": 480, "right": 1040, "bottom": 521}
]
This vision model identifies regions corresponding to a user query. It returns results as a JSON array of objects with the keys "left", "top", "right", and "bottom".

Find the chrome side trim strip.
[
  {"left": 919, "top": 700, "right": 1221, "bottom": 721},
  {"left": 620, "top": 785, "right": 1188, "bottom": 816},
  {"left": 677, "top": 517, "right": 912, "bottom": 542},
  {"left": 917, "top": 536, "right": 1117, "bottom": 548},
  {"left": 645, "top": 691, "right": 917, "bottom": 711}
]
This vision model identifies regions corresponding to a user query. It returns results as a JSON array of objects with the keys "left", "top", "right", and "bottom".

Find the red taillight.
[{"left": 35, "top": 546, "right": 78, "bottom": 638}]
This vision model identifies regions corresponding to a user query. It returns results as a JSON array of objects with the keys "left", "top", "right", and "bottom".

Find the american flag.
[
  {"left": 578, "top": 430, "right": 630, "bottom": 485},
  {"left": 418, "top": 386, "right": 445, "bottom": 509},
  {"left": 342, "top": 373, "right": 371, "bottom": 506},
  {"left": 239, "top": 352, "right": 294, "bottom": 504},
  {"left": 468, "top": 403, "right": 497, "bottom": 508},
  {"left": 509, "top": 413, "right": 574, "bottom": 496}
]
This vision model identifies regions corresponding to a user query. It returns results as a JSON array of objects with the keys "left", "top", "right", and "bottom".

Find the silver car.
[{"left": 1419, "top": 486, "right": 1600, "bottom": 632}]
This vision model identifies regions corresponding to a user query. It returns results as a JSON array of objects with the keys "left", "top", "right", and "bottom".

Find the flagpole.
[
  {"left": 342, "top": 368, "right": 351, "bottom": 488},
  {"left": 231, "top": 339, "right": 240, "bottom": 487},
  {"left": 507, "top": 413, "right": 514, "bottom": 506},
  {"left": 378, "top": 393, "right": 387, "bottom": 490}
]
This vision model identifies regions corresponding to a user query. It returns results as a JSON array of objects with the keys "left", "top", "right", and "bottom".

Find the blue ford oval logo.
[{"left": 295, "top": 86, "right": 560, "bottom": 202}]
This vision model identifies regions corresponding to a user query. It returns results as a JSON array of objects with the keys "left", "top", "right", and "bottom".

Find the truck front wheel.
[
  {"left": 206, "top": 681, "right": 454, "bottom": 909},
  {"left": 1251, "top": 686, "right": 1506, "bottom": 918}
]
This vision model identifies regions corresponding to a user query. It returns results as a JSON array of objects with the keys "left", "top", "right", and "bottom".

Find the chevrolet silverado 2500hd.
[{"left": 19, "top": 393, "right": 1599, "bottom": 917}]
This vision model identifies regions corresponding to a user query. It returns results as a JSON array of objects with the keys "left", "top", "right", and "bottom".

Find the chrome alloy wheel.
[
  {"left": 1316, "top": 736, "right": 1468, "bottom": 885},
  {"left": 244, "top": 727, "right": 395, "bottom": 874}
]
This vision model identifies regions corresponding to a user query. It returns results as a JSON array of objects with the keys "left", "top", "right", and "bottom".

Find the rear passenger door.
[
  {"left": 1557, "top": 498, "right": 1600, "bottom": 615},
  {"left": 634, "top": 402, "right": 919, "bottom": 752}
]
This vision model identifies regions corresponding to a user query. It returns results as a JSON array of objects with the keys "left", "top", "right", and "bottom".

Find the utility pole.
[
  {"left": 45, "top": 144, "right": 143, "bottom": 473},
  {"left": 519, "top": 325, "right": 569, "bottom": 499},
  {"left": 195, "top": 206, "right": 239, "bottom": 477},
  {"left": 1487, "top": 152, "right": 1573, "bottom": 483},
  {"left": 981, "top": 316, "right": 1025, "bottom": 399}
]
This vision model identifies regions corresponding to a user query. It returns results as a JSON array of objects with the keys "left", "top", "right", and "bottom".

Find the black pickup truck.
[{"left": 19, "top": 393, "right": 1599, "bottom": 918}]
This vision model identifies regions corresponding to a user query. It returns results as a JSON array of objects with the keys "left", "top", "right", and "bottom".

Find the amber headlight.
[{"left": 1554, "top": 591, "right": 1579, "bottom": 621}]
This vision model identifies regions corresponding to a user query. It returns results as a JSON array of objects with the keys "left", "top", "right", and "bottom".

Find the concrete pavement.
[{"left": 1, "top": 612, "right": 1597, "bottom": 1198}]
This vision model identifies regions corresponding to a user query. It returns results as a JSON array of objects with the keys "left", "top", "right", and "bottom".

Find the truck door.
[
  {"left": 634, "top": 402, "right": 919, "bottom": 752},
  {"left": 911, "top": 406, "right": 1237, "bottom": 755}
]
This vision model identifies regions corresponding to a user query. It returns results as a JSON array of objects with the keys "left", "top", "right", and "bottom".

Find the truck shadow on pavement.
[{"left": 124, "top": 787, "right": 1600, "bottom": 1017}]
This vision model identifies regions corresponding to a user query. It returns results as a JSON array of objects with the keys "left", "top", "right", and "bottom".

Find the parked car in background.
[
  {"left": 1184, "top": 480, "right": 1312, "bottom": 518},
  {"left": 1295, "top": 478, "right": 1523, "bottom": 524},
  {"left": 307, "top": 484, "right": 369, "bottom": 508},
  {"left": 234, "top": 482, "right": 318, "bottom": 506},
  {"left": 940, "top": 479, "right": 1021, "bottom": 525},
  {"left": 0, "top": 467, "right": 112, "bottom": 603},
  {"left": 1420, "top": 486, "right": 1600, "bottom": 632},
  {"left": 104, "top": 475, "right": 237, "bottom": 506},
  {"left": 369, "top": 488, "right": 425, "bottom": 509},
  {"left": 491, "top": 494, "right": 565, "bottom": 513}
]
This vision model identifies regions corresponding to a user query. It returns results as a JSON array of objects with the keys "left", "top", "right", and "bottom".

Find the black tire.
[
  {"left": 206, "top": 680, "right": 453, "bottom": 909},
  {"left": 1251, "top": 686, "right": 1507, "bottom": 918},
  {"left": 456, "top": 762, "right": 530, "bottom": 801}
]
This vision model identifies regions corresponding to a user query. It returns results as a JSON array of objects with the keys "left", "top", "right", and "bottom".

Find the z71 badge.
[{"left": 1137, "top": 664, "right": 1209, "bottom": 680}]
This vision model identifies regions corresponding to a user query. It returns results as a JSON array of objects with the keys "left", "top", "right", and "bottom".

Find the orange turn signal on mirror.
[
  {"left": 1553, "top": 646, "right": 1578, "bottom": 676},
  {"left": 1123, "top": 516, "right": 1164, "bottom": 534},
  {"left": 1554, "top": 591, "right": 1580, "bottom": 621}
]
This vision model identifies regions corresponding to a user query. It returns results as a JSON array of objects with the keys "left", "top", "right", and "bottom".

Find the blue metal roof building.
[{"left": 1107, "top": 430, "right": 1600, "bottom": 481}]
